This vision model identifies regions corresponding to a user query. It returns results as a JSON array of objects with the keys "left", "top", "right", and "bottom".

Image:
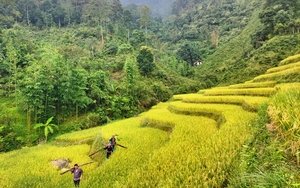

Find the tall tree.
[
  {"left": 52, "top": 2, "right": 66, "bottom": 27},
  {"left": 123, "top": 9, "right": 133, "bottom": 41},
  {"left": 4, "top": 38, "right": 18, "bottom": 100},
  {"left": 137, "top": 6, "right": 151, "bottom": 46},
  {"left": 110, "top": 0, "right": 123, "bottom": 23},
  {"left": 82, "top": 0, "right": 112, "bottom": 47},
  {"left": 0, "top": 0, "right": 15, "bottom": 28},
  {"left": 176, "top": 41, "right": 201, "bottom": 66},
  {"left": 211, "top": 29, "right": 219, "bottom": 48}
]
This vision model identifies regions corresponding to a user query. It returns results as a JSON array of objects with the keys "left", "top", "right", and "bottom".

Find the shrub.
[
  {"left": 104, "top": 41, "right": 118, "bottom": 55},
  {"left": 137, "top": 46, "right": 154, "bottom": 76},
  {"left": 86, "top": 113, "right": 102, "bottom": 127},
  {"left": 117, "top": 43, "right": 133, "bottom": 54},
  {"left": 151, "top": 82, "right": 172, "bottom": 102},
  {"left": 0, "top": 124, "right": 23, "bottom": 152}
]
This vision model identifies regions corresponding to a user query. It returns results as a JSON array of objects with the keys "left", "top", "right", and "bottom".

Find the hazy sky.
[{"left": 120, "top": 0, "right": 176, "bottom": 16}]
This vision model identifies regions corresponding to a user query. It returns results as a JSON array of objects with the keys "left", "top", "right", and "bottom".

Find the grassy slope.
[
  {"left": 195, "top": 2, "right": 262, "bottom": 85},
  {"left": 195, "top": 1, "right": 300, "bottom": 86}
]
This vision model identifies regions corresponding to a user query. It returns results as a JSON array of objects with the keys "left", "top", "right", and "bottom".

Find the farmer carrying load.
[
  {"left": 109, "top": 134, "right": 117, "bottom": 152},
  {"left": 71, "top": 164, "right": 83, "bottom": 187},
  {"left": 104, "top": 143, "right": 113, "bottom": 158}
]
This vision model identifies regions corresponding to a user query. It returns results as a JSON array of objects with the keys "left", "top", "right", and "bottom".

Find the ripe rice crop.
[
  {"left": 266, "top": 61, "right": 300, "bottom": 74},
  {"left": 0, "top": 99, "right": 257, "bottom": 187},
  {"left": 0, "top": 116, "right": 169, "bottom": 188},
  {"left": 228, "top": 81, "right": 277, "bottom": 89},
  {"left": 174, "top": 95, "right": 269, "bottom": 112},
  {"left": 244, "top": 80, "right": 254, "bottom": 84},
  {"left": 202, "top": 88, "right": 276, "bottom": 96},
  {"left": 173, "top": 93, "right": 204, "bottom": 100},
  {"left": 198, "top": 86, "right": 229, "bottom": 94},
  {"left": 55, "top": 126, "right": 103, "bottom": 143},
  {"left": 0, "top": 144, "right": 95, "bottom": 187},
  {"left": 253, "top": 67, "right": 300, "bottom": 82},
  {"left": 279, "top": 54, "right": 300, "bottom": 66},
  {"left": 275, "top": 82, "right": 300, "bottom": 91},
  {"left": 123, "top": 101, "right": 256, "bottom": 187}
]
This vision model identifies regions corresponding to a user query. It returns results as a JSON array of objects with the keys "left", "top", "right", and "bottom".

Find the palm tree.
[{"left": 34, "top": 116, "right": 58, "bottom": 142}]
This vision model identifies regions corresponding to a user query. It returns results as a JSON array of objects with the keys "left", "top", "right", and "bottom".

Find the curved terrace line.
[{"left": 167, "top": 104, "right": 225, "bottom": 129}]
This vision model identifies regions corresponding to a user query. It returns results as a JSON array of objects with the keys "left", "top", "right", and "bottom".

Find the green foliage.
[
  {"left": 117, "top": 43, "right": 133, "bottom": 54},
  {"left": 130, "top": 29, "right": 145, "bottom": 48},
  {"left": 151, "top": 82, "right": 172, "bottom": 102},
  {"left": 257, "top": 0, "right": 300, "bottom": 41},
  {"left": 250, "top": 26, "right": 268, "bottom": 49},
  {"left": 104, "top": 41, "right": 118, "bottom": 55},
  {"left": 0, "top": 97, "right": 30, "bottom": 151},
  {"left": 137, "top": 46, "right": 154, "bottom": 76},
  {"left": 0, "top": 124, "right": 23, "bottom": 152},
  {"left": 137, "top": 6, "right": 151, "bottom": 29},
  {"left": 164, "top": 0, "right": 259, "bottom": 50},
  {"left": 268, "top": 89, "right": 300, "bottom": 163},
  {"left": 34, "top": 116, "right": 58, "bottom": 142},
  {"left": 192, "top": 1, "right": 262, "bottom": 86},
  {"left": 252, "top": 35, "right": 300, "bottom": 67},
  {"left": 176, "top": 41, "right": 202, "bottom": 66}
]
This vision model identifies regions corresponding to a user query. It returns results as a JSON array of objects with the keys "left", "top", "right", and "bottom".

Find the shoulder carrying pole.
[
  {"left": 60, "top": 161, "right": 93, "bottom": 175},
  {"left": 88, "top": 146, "right": 107, "bottom": 157},
  {"left": 116, "top": 143, "right": 127, "bottom": 148}
]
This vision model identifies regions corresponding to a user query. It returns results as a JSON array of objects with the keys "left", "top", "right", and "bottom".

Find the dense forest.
[{"left": 0, "top": 0, "right": 300, "bottom": 152}]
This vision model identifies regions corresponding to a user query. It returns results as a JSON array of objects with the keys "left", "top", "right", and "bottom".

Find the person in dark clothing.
[
  {"left": 104, "top": 143, "right": 113, "bottom": 158},
  {"left": 71, "top": 164, "right": 83, "bottom": 187},
  {"left": 109, "top": 135, "right": 117, "bottom": 152}
]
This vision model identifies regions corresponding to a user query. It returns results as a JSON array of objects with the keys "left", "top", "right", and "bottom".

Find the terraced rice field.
[{"left": 0, "top": 56, "right": 299, "bottom": 187}]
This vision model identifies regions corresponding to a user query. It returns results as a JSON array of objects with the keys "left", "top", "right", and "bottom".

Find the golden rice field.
[
  {"left": 1, "top": 54, "right": 300, "bottom": 187},
  {"left": 173, "top": 94, "right": 270, "bottom": 112},
  {"left": 279, "top": 53, "right": 300, "bottom": 66},
  {"left": 275, "top": 82, "right": 300, "bottom": 91},
  {"left": 228, "top": 81, "right": 276, "bottom": 89},
  {"left": 198, "top": 86, "right": 228, "bottom": 93},
  {"left": 0, "top": 117, "right": 169, "bottom": 188},
  {"left": 253, "top": 66, "right": 300, "bottom": 82},
  {"left": 201, "top": 87, "right": 276, "bottom": 96},
  {"left": 0, "top": 99, "right": 258, "bottom": 188},
  {"left": 122, "top": 102, "right": 256, "bottom": 187},
  {"left": 266, "top": 61, "right": 300, "bottom": 74}
]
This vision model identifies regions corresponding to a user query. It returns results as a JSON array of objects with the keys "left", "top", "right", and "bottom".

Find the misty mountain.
[{"left": 120, "top": 0, "right": 176, "bottom": 16}]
